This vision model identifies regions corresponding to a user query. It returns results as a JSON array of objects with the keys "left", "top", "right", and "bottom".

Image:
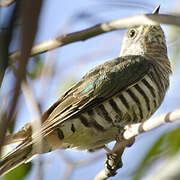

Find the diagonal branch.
[
  {"left": 10, "top": 13, "right": 180, "bottom": 62},
  {"left": 0, "top": 1, "right": 17, "bottom": 87},
  {"left": 95, "top": 109, "right": 180, "bottom": 180},
  {"left": 123, "top": 108, "right": 180, "bottom": 140},
  {"left": 0, "top": 0, "right": 43, "bottom": 154}
]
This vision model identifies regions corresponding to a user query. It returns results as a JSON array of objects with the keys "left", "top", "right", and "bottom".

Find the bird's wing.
[
  {"left": 0, "top": 55, "right": 152, "bottom": 175},
  {"left": 32, "top": 55, "right": 152, "bottom": 141}
]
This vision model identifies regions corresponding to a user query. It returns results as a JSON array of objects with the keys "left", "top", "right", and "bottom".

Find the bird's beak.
[
  {"left": 144, "top": 5, "right": 161, "bottom": 34},
  {"left": 152, "top": 5, "right": 160, "bottom": 14}
]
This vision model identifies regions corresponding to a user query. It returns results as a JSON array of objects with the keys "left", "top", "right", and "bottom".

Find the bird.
[{"left": 0, "top": 5, "right": 171, "bottom": 176}]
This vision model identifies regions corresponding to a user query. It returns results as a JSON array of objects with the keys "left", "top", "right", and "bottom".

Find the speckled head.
[
  {"left": 120, "top": 6, "right": 167, "bottom": 58},
  {"left": 120, "top": 25, "right": 167, "bottom": 56}
]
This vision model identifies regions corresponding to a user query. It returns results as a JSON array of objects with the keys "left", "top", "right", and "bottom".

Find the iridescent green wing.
[{"left": 41, "top": 55, "right": 152, "bottom": 136}]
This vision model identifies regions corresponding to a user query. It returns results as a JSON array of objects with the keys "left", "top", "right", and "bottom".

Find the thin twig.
[
  {"left": 0, "top": 2, "right": 19, "bottom": 154},
  {"left": 0, "top": 3, "right": 17, "bottom": 87},
  {"left": 0, "top": 0, "right": 43, "bottom": 160},
  {"left": 123, "top": 109, "right": 180, "bottom": 140},
  {"left": 19, "top": 3, "right": 44, "bottom": 179},
  {"left": 9, "top": 13, "right": 180, "bottom": 62},
  {"left": 95, "top": 109, "right": 180, "bottom": 180}
]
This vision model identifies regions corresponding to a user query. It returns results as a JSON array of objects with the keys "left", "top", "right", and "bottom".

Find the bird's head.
[
  {"left": 120, "top": 25, "right": 167, "bottom": 57},
  {"left": 120, "top": 5, "right": 168, "bottom": 59}
]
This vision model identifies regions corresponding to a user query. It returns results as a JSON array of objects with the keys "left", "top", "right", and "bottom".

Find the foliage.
[
  {"left": 133, "top": 127, "right": 180, "bottom": 180},
  {"left": 2, "top": 162, "right": 32, "bottom": 180}
]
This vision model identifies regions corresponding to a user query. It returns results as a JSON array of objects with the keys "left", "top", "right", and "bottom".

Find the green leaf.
[
  {"left": 133, "top": 127, "right": 180, "bottom": 180},
  {"left": 2, "top": 162, "right": 32, "bottom": 180}
]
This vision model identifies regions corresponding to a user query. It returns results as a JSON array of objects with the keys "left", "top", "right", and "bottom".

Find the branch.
[
  {"left": 0, "top": 0, "right": 43, "bottom": 154},
  {"left": 0, "top": 2, "right": 19, "bottom": 153},
  {"left": 10, "top": 13, "right": 180, "bottom": 62},
  {"left": 95, "top": 109, "right": 180, "bottom": 180},
  {"left": 0, "top": 2, "right": 17, "bottom": 87},
  {"left": 123, "top": 108, "right": 180, "bottom": 139}
]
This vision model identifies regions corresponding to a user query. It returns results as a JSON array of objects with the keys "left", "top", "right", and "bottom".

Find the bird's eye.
[{"left": 128, "top": 29, "right": 137, "bottom": 39}]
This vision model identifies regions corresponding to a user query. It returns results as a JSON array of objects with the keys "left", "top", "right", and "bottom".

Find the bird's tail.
[
  {"left": 0, "top": 123, "right": 34, "bottom": 176},
  {"left": 0, "top": 122, "right": 52, "bottom": 176},
  {"left": 0, "top": 142, "right": 33, "bottom": 176}
]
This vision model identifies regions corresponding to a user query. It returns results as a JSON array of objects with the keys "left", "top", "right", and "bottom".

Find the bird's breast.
[{"left": 47, "top": 67, "right": 169, "bottom": 151}]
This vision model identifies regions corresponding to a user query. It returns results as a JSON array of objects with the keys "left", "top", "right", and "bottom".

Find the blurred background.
[{"left": 0, "top": 0, "right": 180, "bottom": 179}]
